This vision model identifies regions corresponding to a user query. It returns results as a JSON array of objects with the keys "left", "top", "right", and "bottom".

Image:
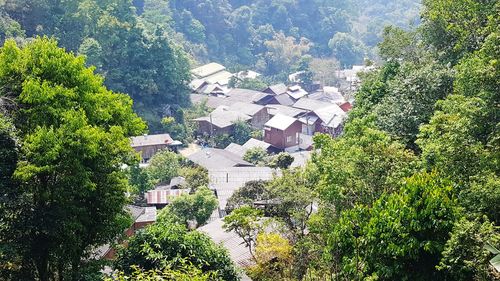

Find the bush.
[{"left": 243, "top": 147, "right": 269, "bottom": 165}]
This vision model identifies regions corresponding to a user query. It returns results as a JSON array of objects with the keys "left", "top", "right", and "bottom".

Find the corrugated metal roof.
[
  {"left": 265, "top": 83, "right": 288, "bottom": 95},
  {"left": 191, "top": 63, "right": 226, "bottom": 78},
  {"left": 224, "top": 143, "right": 248, "bottom": 158},
  {"left": 131, "top": 134, "right": 173, "bottom": 147},
  {"left": 287, "top": 86, "right": 308, "bottom": 100},
  {"left": 242, "top": 138, "right": 272, "bottom": 150},
  {"left": 205, "top": 70, "right": 234, "bottom": 86},
  {"left": 194, "top": 106, "right": 252, "bottom": 128},
  {"left": 293, "top": 98, "right": 334, "bottom": 111},
  {"left": 313, "top": 105, "right": 346, "bottom": 128},
  {"left": 273, "top": 94, "right": 296, "bottom": 106},
  {"left": 136, "top": 207, "right": 157, "bottom": 223},
  {"left": 198, "top": 218, "right": 254, "bottom": 268},
  {"left": 308, "top": 90, "right": 345, "bottom": 104},
  {"left": 265, "top": 104, "right": 306, "bottom": 117},
  {"left": 228, "top": 102, "right": 264, "bottom": 117},
  {"left": 188, "top": 148, "right": 254, "bottom": 170},
  {"left": 226, "top": 88, "right": 272, "bottom": 104},
  {"left": 264, "top": 114, "right": 298, "bottom": 130},
  {"left": 208, "top": 167, "right": 278, "bottom": 211},
  {"left": 146, "top": 189, "right": 190, "bottom": 205}
]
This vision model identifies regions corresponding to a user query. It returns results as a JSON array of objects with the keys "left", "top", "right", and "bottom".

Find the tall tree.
[{"left": 0, "top": 38, "right": 146, "bottom": 281}]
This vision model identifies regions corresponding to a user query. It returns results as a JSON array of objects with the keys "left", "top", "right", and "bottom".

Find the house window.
[{"left": 286, "top": 136, "right": 293, "bottom": 143}]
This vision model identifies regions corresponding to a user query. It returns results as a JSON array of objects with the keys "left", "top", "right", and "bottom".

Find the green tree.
[
  {"left": 233, "top": 120, "right": 252, "bottom": 145},
  {"left": 265, "top": 168, "right": 318, "bottom": 240},
  {"left": 269, "top": 152, "right": 294, "bottom": 169},
  {"left": 145, "top": 150, "right": 181, "bottom": 186},
  {"left": 179, "top": 165, "right": 209, "bottom": 192},
  {"left": 243, "top": 147, "right": 268, "bottom": 166},
  {"left": 223, "top": 206, "right": 264, "bottom": 261},
  {"left": 374, "top": 59, "right": 454, "bottom": 148},
  {"left": 421, "top": 0, "right": 499, "bottom": 63},
  {"left": 226, "top": 180, "right": 269, "bottom": 214},
  {"left": 328, "top": 32, "right": 366, "bottom": 67},
  {"left": 438, "top": 217, "right": 500, "bottom": 281},
  {"left": 323, "top": 172, "right": 460, "bottom": 280},
  {"left": 127, "top": 163, "right": 152, "bottom": 196},
  {"left": 0, "top": 38, "right": 146, "bottom": 281},
  {"left": 313, "top": 119, "right": 417, "bottom": 214},
  {"left": 106, "top": 264, "right": 213, "bottom": 281},
  {"left": 166, "top": 186, "right": 218, "bottom": 227},
  {"left": 264, "top": 32, "right": 311, "bottom": 75},
  {"left": 114, "top": 218, "right": 240, "bottom": 281},
  {"left": 296, "top": 56, "right": 314, "bottom": 92}
]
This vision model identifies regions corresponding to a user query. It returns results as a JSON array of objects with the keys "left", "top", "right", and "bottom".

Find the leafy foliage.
[
  {"left": 0, "top": 38, "right": 145, "bottom": 281},
  {"left": 243, "top": 147, "right": 269, "bottom": 166},
  {"left": 114, "top": 219, "right": 240, "bottom": 281},
  {"left": 145, "top": 150, "right": 181, "bottom": 187},
  {"left": 166, "top": 186, "right": 218, "bottom": 227},
  {"left": 323, "top": 172, "right": 460, "bottom": 280}
]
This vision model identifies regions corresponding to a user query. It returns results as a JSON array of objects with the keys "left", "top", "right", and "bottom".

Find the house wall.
[
  {"left": 251, "top": 108, "right": 271, "bottom": 129},
  {"left": 196, "top": 121, "right": 232, "bottom": 136},
  {"left": 134, "top": 144, "right": 168, "bottom": 162},
  {"left": 264, "top": 121, "right": 302, "bottom": 150}
]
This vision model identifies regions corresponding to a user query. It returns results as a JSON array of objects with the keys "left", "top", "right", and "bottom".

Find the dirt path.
[{"left": 179, "top": 143, "right": 201, "bottom": 157}]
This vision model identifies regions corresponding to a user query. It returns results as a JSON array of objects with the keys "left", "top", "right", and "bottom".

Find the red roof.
[{"left": 340, "top": 102, "right": 353, "bottom": 112}]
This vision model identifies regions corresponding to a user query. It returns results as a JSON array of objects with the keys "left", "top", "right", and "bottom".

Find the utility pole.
[{"left": 209, "top": 114, "right": 213, "bottom": 148}]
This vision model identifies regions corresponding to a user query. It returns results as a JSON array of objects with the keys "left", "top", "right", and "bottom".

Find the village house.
[
  {"left": 286, "top": 84, "right": 309, "bottom": 100},
  {"left": 266, "top": 93, "right": 296, "bottom": 106},
  {"left": 191, "top": 62, "right": 233, "bottom": 87},
  {"left": 224, "top": 143, "right": 247, "bottom": 158},
  {"left": 265, "top": 104, "right": 307, "bottom": 118},
  {"left": 146, "top": 188, "right": 190, "bottom": 209},
  {"left": 263, "top": 83, "right": 288, "bottom": 96},
  {"left": 225, "top": 88, "right": 274, "bottom": 105},
  {"left": 188, "top": 148, "right": 254, "bottom": 170},
  {"left": 308, "top": 86, "right": 346, "bottom": 104},
  {"left": 131, "top": 134, "right": 181, "bottom": 162},
  {"left": 227, "top": 102, "right": 270, "bottom": 129},
  {"left": 98, "top": 205, "right": 157, "bottom": 260},
  {"left": 235, "top": 70, "right": 261, "bottom": 80},
  {"left": 194, "top": 106, "right": 252, "bottom": 135},
  {"left": 224, "top": 138, "right": 275, "bottom": 158},
  {"left": 263, "top": 114, "right": 303, "bottom": 151},
  {"left": 311, "top": 104, "right": 347, "bottom": 136}
]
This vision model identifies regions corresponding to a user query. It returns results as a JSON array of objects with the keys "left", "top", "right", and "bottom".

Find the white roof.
[
  {"left": 191, "top": 63, "right": 226, "bottom": 78},
  {"left": 131, "top": 134, "right": 173, "bottom": 147},
  {"left": 293, "top": 98, "right": 334, "bottom": 111},
  {"left": 236, "top": 70, "right": 261, "bottom": 80},
  {"left": 194, "top": 106, "right": 252, "bottom": 128},
  {"left": 287, "top": 85, "right": 308, "bottom": 100},
  {"left": 242, "top": 138, "right": 272, "bottom": 150},
  {"left": 264, "top": 114, "right": 298, "bottom": 130},
  {"left": 298, "top": 115, "right": 319, "bottom": 125},
  {"left": 204, "top": 70, "right": 233, "bottom": 86},
  {"left": 189, "top": 79, "right": 206, "bottom": 91},
  {"left": 314, "top": 105, "right": 346, "bottom": 128}
]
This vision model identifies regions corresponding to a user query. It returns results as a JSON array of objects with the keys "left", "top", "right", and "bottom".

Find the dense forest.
[
  {"left": 0, "top": 0, "right": 420, "bottom": 130},
  {"left": 0, "top": 0, "right": 499, "bottom": 280}
]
